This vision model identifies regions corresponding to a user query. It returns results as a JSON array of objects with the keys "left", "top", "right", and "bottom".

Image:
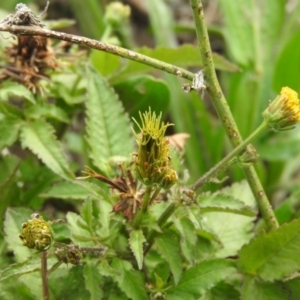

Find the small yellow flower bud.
[
  {"left": 263, "top": 87, "right": 300, "bottom": 131},
  {"left": 19, "top": 213, "right": 53, "bottom": 251}
]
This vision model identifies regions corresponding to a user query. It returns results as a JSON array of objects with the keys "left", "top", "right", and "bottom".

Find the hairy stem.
[
  {"left": 132, "top": 185, "right": 152, "bottom": 228},
  {"left": 41, "top": 251, "right": 49, "bottom": 300},
  {"left": 0, "top": 24, "right": 194, "bottom": 81},
  {"left": 189, "top": 0, "right": 278, "bottom": 231},
  {"left": 190, "top": 121, "right": 267, "bottom": 190}
]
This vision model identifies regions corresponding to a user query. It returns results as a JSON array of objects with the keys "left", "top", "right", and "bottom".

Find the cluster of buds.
[
  {"left": 19, "top": 213, "right": 54, "bottom": 251},
  {"left": 133, "top": 109, "right": 178, "bottom": 189},
  {"left": 263, "top": 87, "right": 300, "bottom": 131}
]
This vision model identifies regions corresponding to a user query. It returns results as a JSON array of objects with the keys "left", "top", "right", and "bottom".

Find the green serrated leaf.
[
  {"left": 112, "top": 258, "right": 148, "bottom": 300},
  {"left": 241, "top": 276, "right": 294, "bottom": 300},
  {"left": 129, "top": 230, "right": 146, "bottom": 270},
  {"left": 76, "top": 180, "right": 107, "bottom": 199},
  {"left": 0, "top": 254, "right": 57, "bottom": 283},
  {"left": 200, "top": 281, "right": 240, "bottom": 300},
  {"left": 0, "top": 254, "right": 40, "bottom": 282},
  {"left": 156, "top": 231, "right": 182, "bottom": 284},
  {"left": 198, "top": 192, "right": 256, "bottom": 216},
  {"left": 97, "top": 259, "right": 120, "bottom": 277},
  {"left": 25, "top": 104, "right": 69, "bottom": 123},
  {"left": 201, "top": 181, "right": 256, "bottom": 258},
  {"left": 0, "top": 278, "right": 34, "bottom": 299},
  {"left": 20, "top": 272, "right": 43, "bottom": 299},
  {"left": 84, "top": 262, "right": 103, "bottom": 300},
  {"left": 40, "top": 181, "right": 105, "bottom": 200},
  {"left": 238, "top": 218, "right": 300, "bottom": 281},
  {"left": 20, "top": 120, "right": 75, "bottom": 181},
  {"left": 85, "top": 67, "right": 134, "bottom": 175},
  {"left": 0, "top": 115, "right": 21, "bottom": 150},
  {"left": 4, "top": 208, "right": 33, "bottom": 263},
  {"left": 66, "top": 212, "right": 93, "bottom": 247},
  {"left": 0, "top": 82, "right": 35, "bottom": 104},
  {"left": 167, "top": 259, "right": 236, "bottom": 299},
  {"left": 50, "top": 265, "right": 90, "bottom": 299},
  {"left": 196, "top": 229, "right": 223, "bottom": 245},
  {"left": 97, "top": 199, "right": 112, "bottom": 238},
  {"left": 173, "top": 218, "right": 197, "bottom": 264},
  {"left": 81, "top": 197, "right": 93, "bottom": 230}
]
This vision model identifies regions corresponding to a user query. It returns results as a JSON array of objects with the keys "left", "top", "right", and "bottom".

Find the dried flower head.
[
  {"left": 0, "top": 2, "right": 58, "bottom": 93},
  {"left": 19, "top": 213, "right": 53, "bottom": 251},
  {"left": 263, "top": 87, "right": 300, "bottom": 131},
  {"left": 133, "top": 109, "right": 177, "bottom": 188},
  {"left": 79, "top": 166, "right": 143, "bottom": 221},
  {"left": 55, "top": 244, "right": 83, "bottom": 265}
]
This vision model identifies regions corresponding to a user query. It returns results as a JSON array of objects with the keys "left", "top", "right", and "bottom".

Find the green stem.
[
  {"left": 150, "top": 187, "right": 162, "bottom": 204},
  {"left": 190, "top": 121, "right": 268, "bottom": 190},
  {"left": 0, "top": 24, "right": 194, "bottom": 81},
  {"left": 189, "top": 0, "right": 279, "bottom": 231},
  {"left": 100, "top": 25, "right": 113, "bottom": 42},
  {"left": 144, "top": 203, "right": 178, "bottom": 255},
  {"left": 132, "top": 185, "right": 152, "bottom": 228}
]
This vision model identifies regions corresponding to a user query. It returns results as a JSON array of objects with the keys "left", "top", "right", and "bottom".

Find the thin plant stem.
[
  {"left": 132, "top": 185, "right": 152, "bottom": 228},
  {"left": 189, "top": 0, "right": 279, "bottom": 231},
  {"left": 190, "top": 121, "right": 268, "bottom": 190},
  {"left": 0, "top": 24, "right": 194, "bottom": 81},
  {"left": 144, "top": 202, "right": 178, "bottom": 255},
  {"left": 41, "top": 251, "right": 49, "bottom": 300},
  {"left": 150, "top": 187, "right": 162, "bottom": 204}
]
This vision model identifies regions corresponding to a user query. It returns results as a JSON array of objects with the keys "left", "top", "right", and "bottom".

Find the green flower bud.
[
  {"left": 19, "top": 213, "right": 53, "bottom": 251},
  {"left": 161, "top": 169, "right": 178, "bottom": 189},
  {"left": 133, "top": 108, "right": 177, "bottom": 188},
  {"left": 104, "top": 2, "right": 131, "bottom": 28}
]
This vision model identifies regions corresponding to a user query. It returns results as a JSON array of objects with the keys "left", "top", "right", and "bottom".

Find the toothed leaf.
[
  {"left": 85, "top": 67, "right": 134, "bottom": 175},
  {"left": 129, "top": 230, "right": 146, "bottom": 270},
  {"left": 167, "top": 259, "right": 236, "bottom": 299},
  {"left": 238, "top": 218, "right": 300, "bottom": 281},
  {"left": 20, "top": 120, "right": 74, "bottom": 180}
]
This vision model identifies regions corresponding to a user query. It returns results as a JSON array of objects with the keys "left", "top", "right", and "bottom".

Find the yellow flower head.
[
  {"left": 133, "top": 108, "right": 177, "bottom": 188},
  {"left": 263, "top": 87, "right": 300, "bottom": 131}
]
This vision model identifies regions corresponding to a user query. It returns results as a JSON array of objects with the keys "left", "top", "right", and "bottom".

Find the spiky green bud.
[{"left": 133, "top": 108, "right": 177, "bottom": 188}]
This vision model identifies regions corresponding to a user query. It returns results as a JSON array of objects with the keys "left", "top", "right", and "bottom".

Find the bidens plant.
[{"left": 1, "top": 1, "right": 300, "bottom": 300}]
